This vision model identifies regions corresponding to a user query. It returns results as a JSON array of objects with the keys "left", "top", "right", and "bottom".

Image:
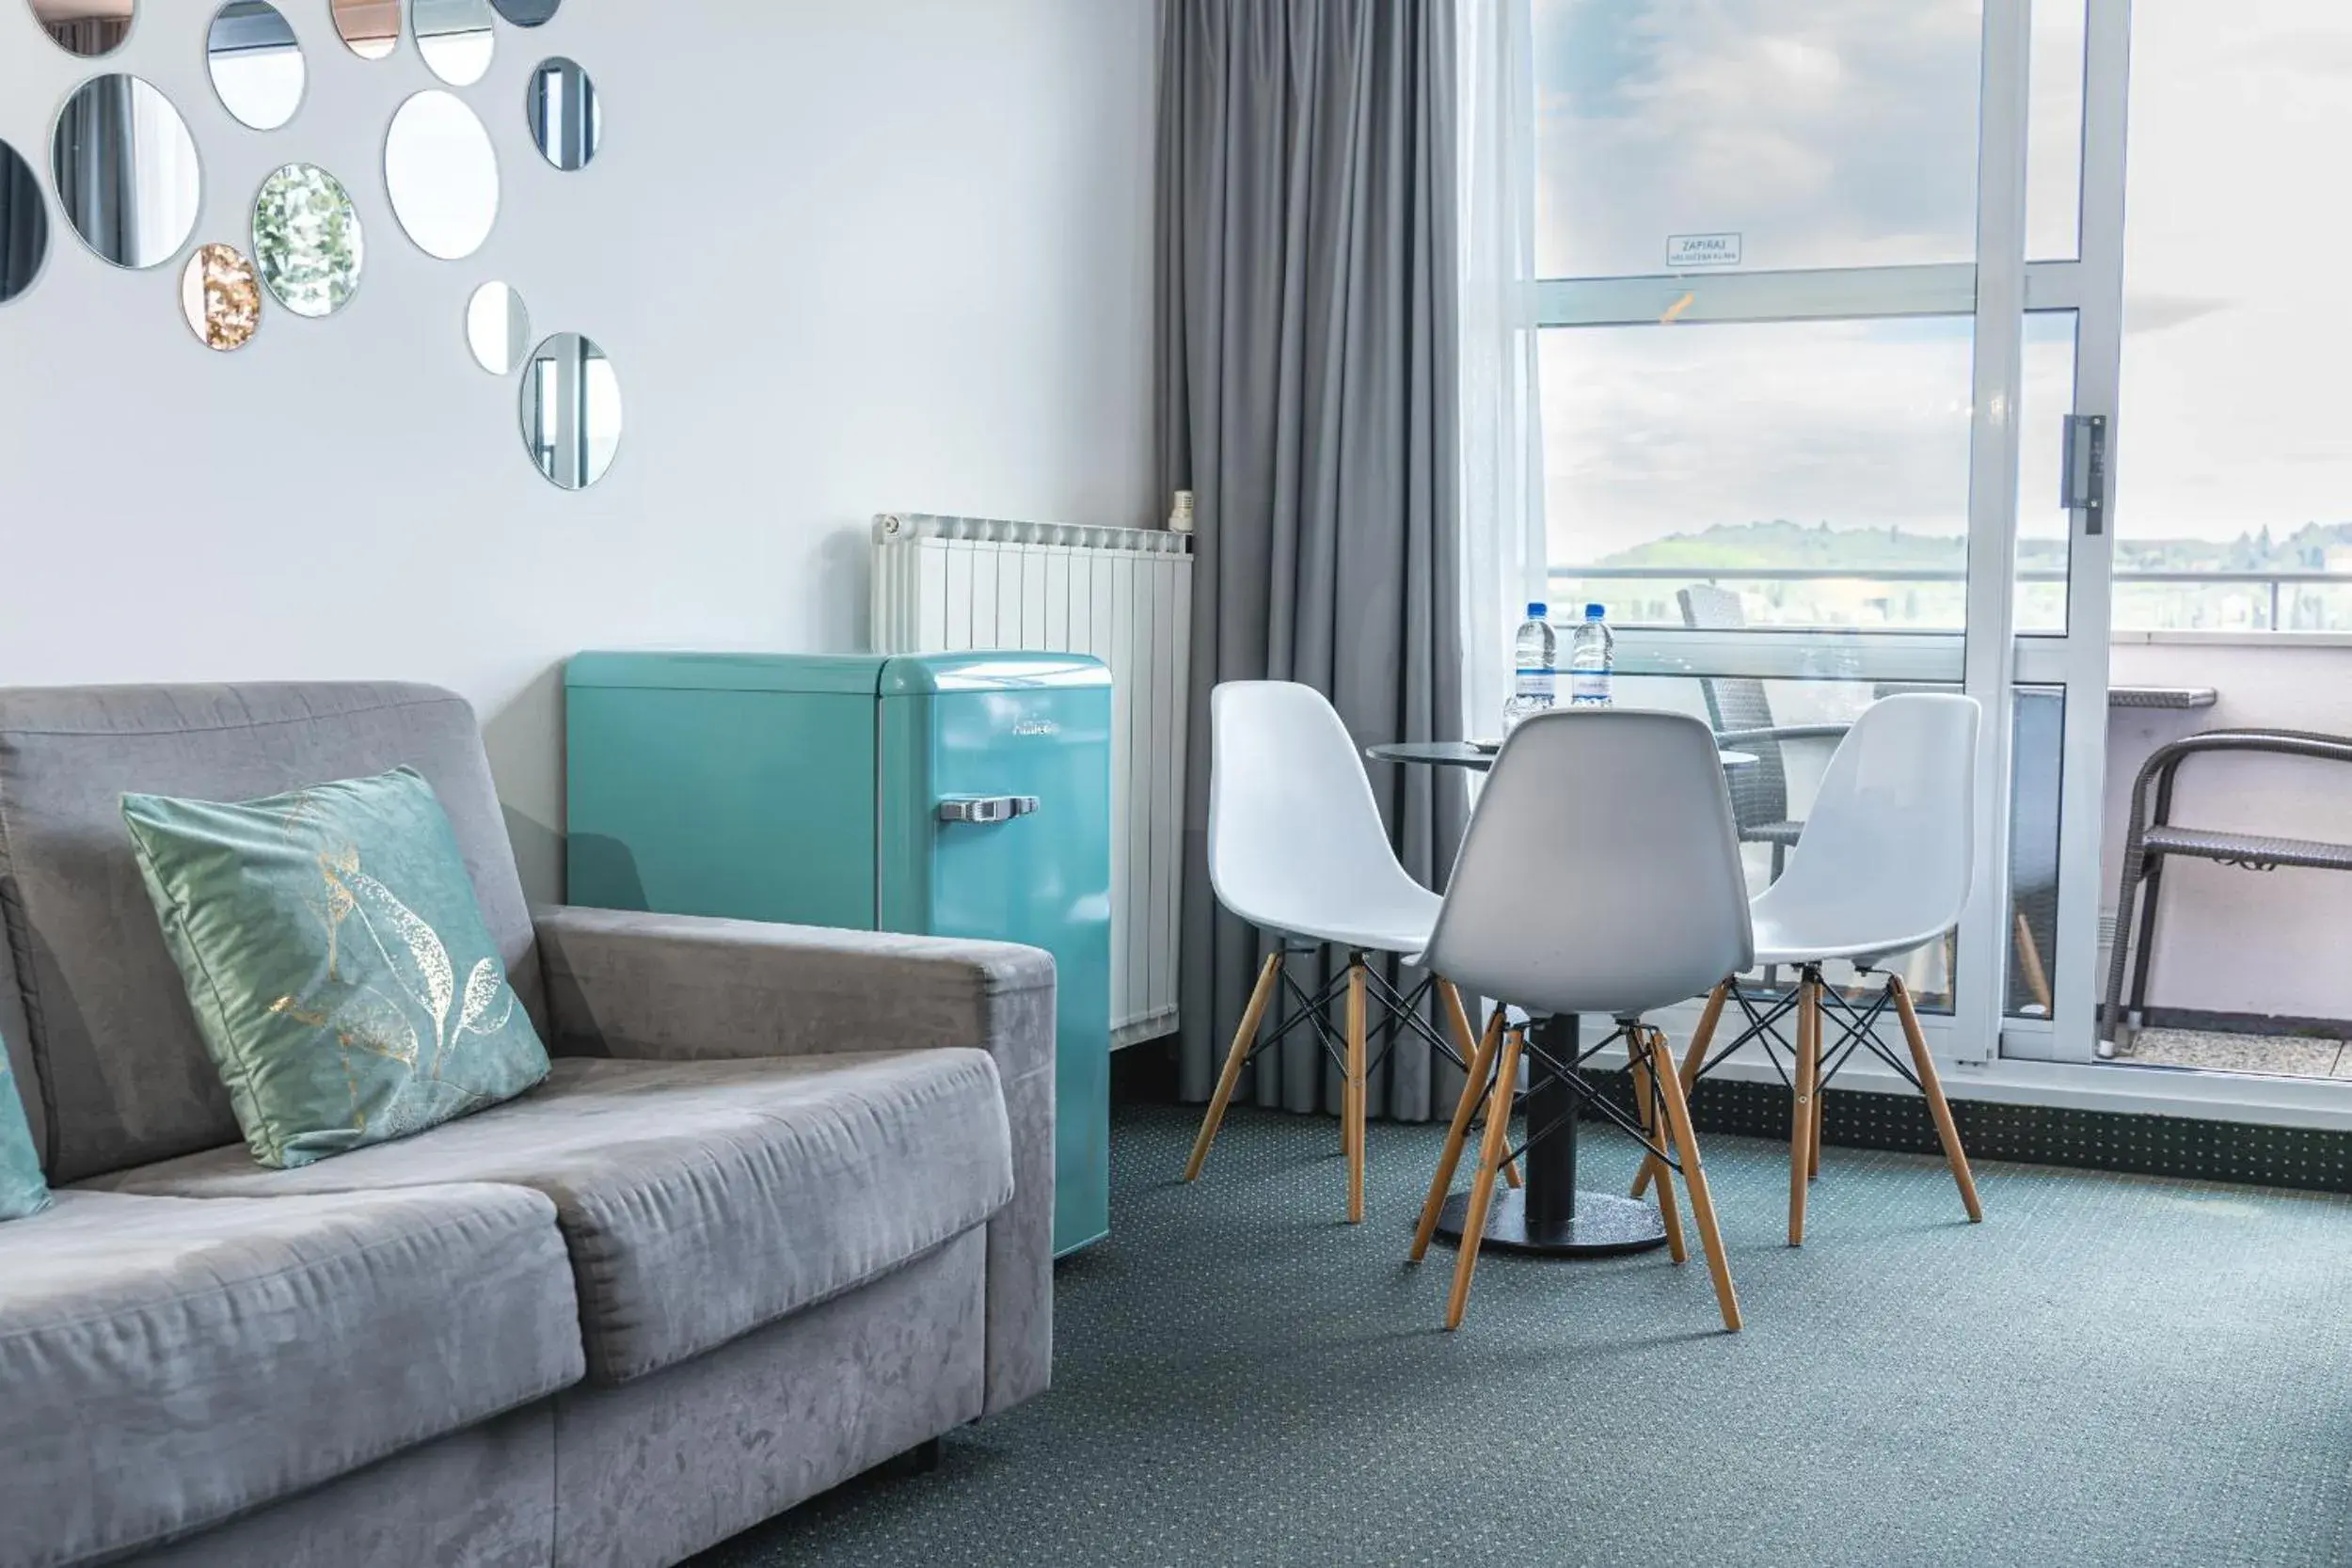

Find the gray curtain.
[{"left": 1157, "top": 0, "right": 1467, "bottom": 1123}]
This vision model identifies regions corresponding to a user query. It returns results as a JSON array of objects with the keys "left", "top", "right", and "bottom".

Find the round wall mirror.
[
  {"left": 519, "top": 332, "right": 622, "bottom": 489},
  {"left": 488, "top": 0, "right": 555, "bottom": 24},
  {"left": 206, "top": 1, "right": 305, "bottom": 133},
  {"left": 526, "top": 57, "right": 600, "bottom": 171},
  {"left": 329, "top": 0, "right": 397, "bottom": 59},
  {"left": 385, "top": 91, "right": 498, "bottom": 261},
  {"left": 181, "top": 243, "right": 261, "bottom": 351},
  {"left": 413, "top": 0, "right": 493, "bottom": 85},
  {"left": 0, "top": 138, "right": 49, "bottom": 305},
  {"left": 252, "top": 163, "right": 363, "bottom": 317},
  {"left": 466, "top": 281, "right": 529, "bottom": 373},
  {"left": 52, "top": 75, "right": 201, "bottom": 270},
  {"left": 27, "top": 0, "right": 133, "bottom": 56}
]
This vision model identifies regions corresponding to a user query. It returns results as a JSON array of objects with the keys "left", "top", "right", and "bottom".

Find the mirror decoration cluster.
[
  {"left": 521, "top": 331, "right": 621, "bottom": 490},
  {"left": 467, "top": 280, "right": 529, "bottom": 374},
  {"left": 328, "top": 0, "right": 397, "bottom": 60},
  {"left": 52, "top": 73, "right": 202, "bottom": 271},
  {"left": 527, "top": 56, "right": 600, "bottom": 170},
  {"left": 385, "top": 90, "right": 498, "bottom": 261},
  {"left": 206, "top": 2, "right": 305, "bottom": 133},
  {"left": 414, "top": 0, "right": 495, "bottom": 86},
  {"left": 181, "top": 243, "right": 261, "bottom": 351},
  {"left": 4, "top": 0, "right": 615, "bottom": 488},
  {"left": 27, "top": 0, "right": 133, "bottom": 58},
  {"left": 0, "top": 139, "right": 46, "bottom": 305},
  {"left": 252, "top": 162, "right": 363, "bottom": 317}
]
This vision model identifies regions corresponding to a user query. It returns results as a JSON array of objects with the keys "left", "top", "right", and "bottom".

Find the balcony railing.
[{"left": 1547, "top": 565, "right": 2352, "bottom": 634}]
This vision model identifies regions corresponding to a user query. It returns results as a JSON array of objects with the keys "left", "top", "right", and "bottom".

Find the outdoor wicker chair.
[{"left": 2099, "top": 728, "right": 2352, "bottom": 1053}]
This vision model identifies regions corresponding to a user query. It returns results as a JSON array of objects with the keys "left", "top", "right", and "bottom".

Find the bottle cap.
[
  {"left": 1526, "top": 602, "right": 1548, "bottom": 618},
  {"left": 1585, "top": 603, "right": 1606, "bottom": 619}
]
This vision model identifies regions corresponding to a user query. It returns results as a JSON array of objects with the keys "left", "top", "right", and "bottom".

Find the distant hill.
[{"left": 1596, "top": 519, "right": 2352, "bottom": 575}]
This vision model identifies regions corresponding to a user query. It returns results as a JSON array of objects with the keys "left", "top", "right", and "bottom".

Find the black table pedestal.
[{"left": 1431, "top": 1013, "right": 1669, "bottom": 1259}]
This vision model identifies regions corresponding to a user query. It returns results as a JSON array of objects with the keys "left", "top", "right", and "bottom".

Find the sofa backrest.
[{"left": 0, "top": 684, "right": 542, "bottom": 1182}]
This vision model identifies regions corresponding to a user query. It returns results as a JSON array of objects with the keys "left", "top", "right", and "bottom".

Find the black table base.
[
  {"left": 1431, "top": 1188, "right": 1667, "bottom": 1256},
  {"left": 1429, "top": 1012, "right": 1671, "bottom": 1259}
]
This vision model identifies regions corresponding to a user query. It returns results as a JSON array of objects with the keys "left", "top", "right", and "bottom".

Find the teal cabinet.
[{"left": 565, "top": 651, "right": 1113, "bottom": 1257}]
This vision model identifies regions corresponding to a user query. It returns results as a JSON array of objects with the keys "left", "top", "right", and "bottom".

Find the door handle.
[
  {"left": 2061, "top": 413, "right": 2108, "bottom": 536},
  {"left": 937, "top": 796, "right": 1040, "bottom": 825}
]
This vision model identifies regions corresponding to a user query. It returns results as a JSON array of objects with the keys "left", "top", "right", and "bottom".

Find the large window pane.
[
  {"left": 2115, "top": 0, "right": 2352, "bottom": 631},
  {"left": 1541, "top": 318, "right": 1976, "bottom": 630},
  {"left": 2026, "top": 0, "right": 2087, "bottom": 261},
  {"left": 1534, "top": 0, "right": 1983, "bottom": 278}
]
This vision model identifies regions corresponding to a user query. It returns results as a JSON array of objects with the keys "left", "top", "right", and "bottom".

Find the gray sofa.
[{"left": 0, "top": 683, "right": 1056, "bottom": 1568}]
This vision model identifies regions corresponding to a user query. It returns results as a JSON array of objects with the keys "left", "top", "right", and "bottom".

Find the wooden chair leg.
[
  {"left": 2013, "top": 910, "right": 2054, "bottom": 1015},
  {"left": 1445, "top": 1026, "right": 1524, "bottom": 1330},
  {"left": 1345, "top": 958, "right": 1368, "bottom": 1224},
  {"left": 1637, "top": 1030, "right": 1688, "bottom": 1264},
  {"left": 1437, "top": 980, "right": 1518, "bottom": 1190},
  {"left": 1890, "top": 975, "right": 1984, "bottom": 1223},
  {"left": 1647, "top": 1026, "right": 1741, "bottom": 1332},
  {"left": 1810, "top": 1072, "right": 1825, "bottom": 1181},
  {"left": 1633, "top": 981, "right": 1727, "bottom": 1199},
  {"left": 1411, "top": 1006, "right": 1503, "bottom": 1262},
  {"left": 1789, "top": 973, "right": 1820, "bottom": 1246},
  {"left": 1184, "top": 951, "right": 1282, "bottom": 1181}
]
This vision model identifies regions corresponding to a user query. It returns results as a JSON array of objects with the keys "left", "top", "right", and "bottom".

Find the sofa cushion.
[
  {"left": 0, "top": 684, "right": 543, "bottom": 1183},
  {"left": 121, "top": 768, "right": 550, "bottom": 1169},
  {"left": 0, "top": 1185, "right": 582, "bottom": 1568},
  {"left": 92, "top": 1051, "right": 1017, "bottom": 1385}
]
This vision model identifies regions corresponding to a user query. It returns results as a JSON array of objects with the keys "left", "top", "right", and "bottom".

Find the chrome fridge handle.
[{"left": 937, "top": 796, "right": 1041, "bottom": 825}]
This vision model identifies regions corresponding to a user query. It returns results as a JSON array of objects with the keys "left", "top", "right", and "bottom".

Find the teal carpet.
[{"left": 699, "top": 1103, "right": 2352, "bottom": 1567}]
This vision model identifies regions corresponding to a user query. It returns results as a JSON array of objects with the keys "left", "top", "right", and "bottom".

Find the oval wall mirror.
[
  {"left": 329, "top": 0, "right": 398, "bottom": 59},
  {"left": 206, "top": 1, "right": 305, "bottom": 133},
  {"left": 413, "top": 0, "right": 493, "bottom": 86},
  {"left": 181, "top": 243, "right": 262, "bottom": 351},
  {"left": 520, "top": 332, "right": 622, "bottom": 489},
  {"left": 52, "top": 75, "right": 201, "bottom": 270},
  {"left": 252, "top": 163, "right": 363, "bottom": 317},
  {"left": 487, "top": 0, "right": 555, "bottom": 24},
  {"left": 0, "top": 138, "right": 49, "bottom": 305},
  {"left": 385, "top": 91, "right": 498, "bottom": 261},
  {"left": 526, "top": 57, "right": 600, "bottom": 171},
  {"left": 27, "top": 0, "right": 133, "bottom": 56},
  {"left": 466, "top": 281, "right": 529, "bottom": 373}
]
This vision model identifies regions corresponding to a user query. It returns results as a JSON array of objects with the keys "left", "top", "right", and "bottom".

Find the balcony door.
[{"left": 1532, "top": 0, "right": 2127, "bottom": 1065}]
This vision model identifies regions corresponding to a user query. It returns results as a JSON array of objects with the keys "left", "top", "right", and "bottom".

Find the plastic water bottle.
[
  {"left": 1569, "top": 603, "right": 1614, "bottom": 707},
  {"left": 1503, "top": 602, "right": 1556, "bottom": 734}
]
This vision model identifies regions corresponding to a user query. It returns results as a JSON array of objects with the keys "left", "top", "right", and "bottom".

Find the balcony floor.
[{"left": 2123, "top": 1027, "right": 2352, "bottom": 1081}]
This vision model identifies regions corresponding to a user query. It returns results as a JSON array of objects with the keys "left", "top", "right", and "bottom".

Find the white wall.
[{"left": 0, "top": 0, "right": 1159, "bottom": 901}]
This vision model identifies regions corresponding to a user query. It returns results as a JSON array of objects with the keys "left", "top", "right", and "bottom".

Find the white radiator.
[{"left": 872, "top": 513, "right": 1194, "bottom": 1048}]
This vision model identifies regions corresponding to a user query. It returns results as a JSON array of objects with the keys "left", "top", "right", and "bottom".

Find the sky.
[{"left": 1532, "top": 0, "right": 2352, "bottom": 564}]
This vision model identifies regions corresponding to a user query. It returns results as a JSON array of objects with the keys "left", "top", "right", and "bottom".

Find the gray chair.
[
  {"left": 1677, "top": 584, "right": 1849, "bottom": 881},
  {"left": 1407, "top": 707, "right": 1752, "bottom": 1332}
]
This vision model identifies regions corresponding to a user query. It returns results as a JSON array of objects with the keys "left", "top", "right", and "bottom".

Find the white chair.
[
  {"left": 1633, "top": 693, "right": 1985, "bottom": 1245},
  {"left": 1411, "top": 707, "right": 1751, "bottom": 1332},
  {"left": 1184, "top": 681, "right": 1505, "bottom": 1224}
]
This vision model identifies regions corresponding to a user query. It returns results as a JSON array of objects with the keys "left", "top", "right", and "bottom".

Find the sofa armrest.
[{"left": 532, "top": 905, "right": 1056, "bottom": 1416}]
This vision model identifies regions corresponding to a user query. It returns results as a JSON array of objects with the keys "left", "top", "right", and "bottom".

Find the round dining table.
[{"left": 1362, "top": 733, "right": 1755, "bottom": 1259}]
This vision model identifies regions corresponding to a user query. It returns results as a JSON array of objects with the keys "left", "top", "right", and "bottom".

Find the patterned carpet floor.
[{"left": 697, "top": 1102, "right": 2352, "bottom": 1568}]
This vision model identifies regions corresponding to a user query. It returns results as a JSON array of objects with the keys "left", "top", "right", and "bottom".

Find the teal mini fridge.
[{"left": 564, "top": 651, "right": 1113, "bottom": 1256}]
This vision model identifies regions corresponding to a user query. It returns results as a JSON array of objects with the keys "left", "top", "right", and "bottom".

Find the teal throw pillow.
[
  {"left": 0, "top": 1041, "right": 50, "bottom": 1220},
  {"left": 122, "top": 768, "right": 548, "bottom": 1169}
]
